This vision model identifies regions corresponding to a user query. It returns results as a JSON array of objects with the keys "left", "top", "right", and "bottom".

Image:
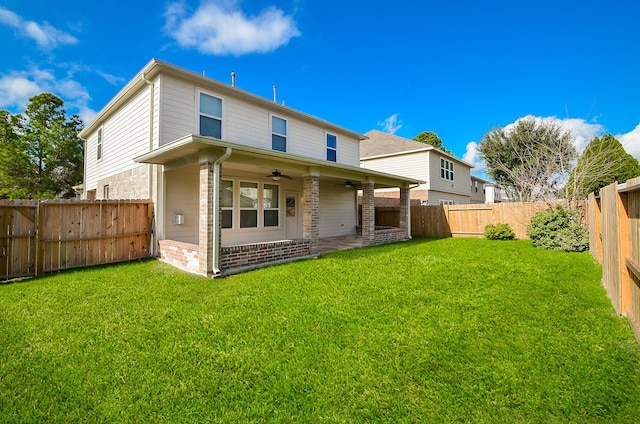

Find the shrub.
[
  {"left": 526, "top": 206, "right": 589, "bottom": 252},
  {"left": 484, "top": 223, "right": 516, "bottom": 240}
]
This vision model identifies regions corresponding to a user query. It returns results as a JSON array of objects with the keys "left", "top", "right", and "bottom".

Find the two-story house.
[
  {"left": 360, "top": 130, "right": 474, "bottom": 205},
  {"left": 79, "top": 59, "right": 419, "bottom": 276}
]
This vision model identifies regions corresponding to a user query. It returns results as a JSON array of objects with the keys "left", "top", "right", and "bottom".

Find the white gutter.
[{"left": 211, "top": 147, "right": 232, "bottom": 275}]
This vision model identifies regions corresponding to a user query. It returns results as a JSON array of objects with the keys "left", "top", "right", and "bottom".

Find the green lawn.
[{"left": 1, "top": 238, "right": 640, "bottom": 423}]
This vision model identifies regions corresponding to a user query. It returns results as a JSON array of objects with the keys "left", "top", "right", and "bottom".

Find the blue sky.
[{"left": 1, "top": 0, "right": 639, "bottom": 173}]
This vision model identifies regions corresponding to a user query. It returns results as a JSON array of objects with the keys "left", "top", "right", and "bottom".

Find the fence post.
[{"left": 618, "top": 187, "right": 633, "bottom": 315}]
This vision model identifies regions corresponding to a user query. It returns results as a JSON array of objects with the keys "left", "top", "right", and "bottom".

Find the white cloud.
[
  {"left": 463, "top": 141, "right": 487, "bottom": 175},
  {"left": 464, "top": 115, "right": 607, "bottom": 177},
  {"left": 0, "top": 6, "right": 77, "bottom": 49},
  {"left": 502, "top": 115, "right": 604, "bottom": 155},
  {"left": 618, "top": 123, "right": 640, "bottom": 161},
  {"left": 0, "top": 68, "right": 96, "bottom": 124},
  {"left": 164, "top": 0, "right": 300, "bottom": 56},
  {"left": 377, "top": 113, "right": 403, "bottom": 134}
]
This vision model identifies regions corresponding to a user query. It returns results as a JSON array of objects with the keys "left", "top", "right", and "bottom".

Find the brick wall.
[
  {"left": 158, "top": 239, "right": 200, "bottom": 274},
  {"left": 159, "top": 238, "right": 312, "bottom": 275},
  {"left": 221, "top": 239, "right": 311, "bottom": 272},
  {"left": 97, "top": 165, "right": 150, "bottom": 199},
  {"left": 373, "top": 227, "right": 409, "bottom": 245}
]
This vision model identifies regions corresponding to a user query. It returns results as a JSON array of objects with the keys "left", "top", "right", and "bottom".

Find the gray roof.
[{"left": 360, "top": 130, "right": 432, "bottom": 158}]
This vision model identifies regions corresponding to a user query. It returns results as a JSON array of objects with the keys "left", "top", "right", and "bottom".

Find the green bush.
[
  {"left": 484, "top": 223, "right": 516, "bottom": 240},
  {"left": 526, "top": 206, "right": 589, "bottom": 252}
]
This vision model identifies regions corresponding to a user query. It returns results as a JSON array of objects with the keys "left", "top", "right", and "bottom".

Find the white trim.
[
  {"left": 326, "top": 132, "right": 337, "bottom": 162},
  {"left": 270, "top": 113, "right": 287, "bottom": 152},
  {"left": 196, "top": 88, "right": 225, "bottom": 140}
]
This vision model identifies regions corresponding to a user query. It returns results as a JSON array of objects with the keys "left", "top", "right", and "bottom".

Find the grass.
[{"left": 1, "top": 238, "right": 640, "bottom": 422}]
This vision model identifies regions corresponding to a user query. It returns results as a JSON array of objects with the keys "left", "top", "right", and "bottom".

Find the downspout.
[
  {"left": 211, "top": 147, "right": 232, "bottom": 275},
  {"left": 141, "top": 73, "right": 156, "bottom": 254}
]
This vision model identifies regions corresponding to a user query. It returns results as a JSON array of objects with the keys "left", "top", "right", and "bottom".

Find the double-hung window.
[
  {"left": 440, "top": 158, "right": 454, "bottom": 181},
  {"left": 221, "top": 180, "right": 233, "bottom": 229},
  {"left": 199, "top": 92, "right": 222, "bottom": 139},
  {"left": 97, "top": 127, "right": 103, "bottom": 161},
  {"left": 239, "top": 182, "right": 258, "bottom": 228},
  {"left": 263, "top": 184, "right": 279, "bottom": 227},
  {"left": 326, "top": 133, "right": 337, "bottom": 162},
  {"left": 272, "top": 116, "right": 287, "bottom": 152}
]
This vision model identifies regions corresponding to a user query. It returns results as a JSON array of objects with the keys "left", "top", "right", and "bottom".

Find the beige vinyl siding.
[
  {"left": 428, "top": 152, "right": 472, "bottom": 197},
  {"left": 360, "top": 151, "right": 429, "bottom": 183},
  {"left": 160, "top": 75, "right": 196, "bottom": 145},
  {"left": 225, "top": 98, "right": 269, "bottom": 149},
  {"left": 84, "top": 86, "right": 151, "bottom": 192},
  {"left": 427, "top": 191, "right": 470, "bottom": 206},
  {"left": 164, "top": 165, "right": 199, "bottom": 244},
  {"left": 319, "top": 182, "right": 357, "bottom": 237},
  {"left": 157, "top": 75, "right": 361, "bottom": 165}
]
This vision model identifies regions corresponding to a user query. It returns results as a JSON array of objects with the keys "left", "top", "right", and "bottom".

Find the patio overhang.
[{"left": 134, "top": 134, "right": 423, "bottom": 188}]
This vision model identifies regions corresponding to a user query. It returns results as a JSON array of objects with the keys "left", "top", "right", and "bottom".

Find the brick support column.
[
  {"left": 303, "top": 175, "right": 320, "bottom": 253},
  {"left": 399, "top": 186, "right": 410, "bottom": 239},
  {"left": 362, "top": 182, "right": 375, "bottom": 246},
  {"left": 198, "top": 161, "right": 215, "bottom": 276}
]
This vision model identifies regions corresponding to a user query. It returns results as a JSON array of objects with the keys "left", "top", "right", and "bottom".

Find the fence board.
[
  {"left": 588, "top": 177, "right": 640, "bottom": 342},
  {"left": 0, "top": 200, "right": 152, "bottom": 281},
  {"left": 376, "top": 201, "right": 566, "bottom": 239},
  {"left": 0, "top": 200, "right": 37, "bottom": 280}
]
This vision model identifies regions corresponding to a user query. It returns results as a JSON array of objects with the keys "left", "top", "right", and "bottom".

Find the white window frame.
[
  {"left": 440, "top": 158, "right": 454, "bottom": 181},
  {"left": 197, "top": 90, "right": 224, "bottom": 139},
  {"left": 271, "top": 115, "right": 287, "bottom": 152},
  {"left": 326, "top": 132, "right": 337, "bottom": 162},
  {"left": 221, "top": 180, "right": 233, "bottom": 229},
  {"left": 439, "top": 199, "right": 457, "bottom": 205},
  {"left": 96, "top": 127, "right": 103, "bottom": 161},
  {"left": 239, "top": 181, "right": 259, "bottom": 228},
  {"left": 223, "top": 179, "right": 282, "bottom": 230},
  {"left": 263, "top": 183, "right": 280, "bottom": 228}
]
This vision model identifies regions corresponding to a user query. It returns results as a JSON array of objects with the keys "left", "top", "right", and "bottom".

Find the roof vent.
[{"left": 231, "top": 71, "right": 236, "bottom": 87}]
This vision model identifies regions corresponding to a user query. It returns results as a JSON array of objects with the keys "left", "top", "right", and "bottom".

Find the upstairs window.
[
  {"left": 326, "top": 133, "right": 337, "bottom": 162},
  {"left": 440, "top": 158, "right": 454, "bottom": 181},
  {"left": 97, "top": 127, "right": 103, "bottom": 160},
  {"left": 199, "top": 93, "right": 222, "bottom": 139},
  {"left": 272, "top": 116, "right": 287, "bottom": 152}
]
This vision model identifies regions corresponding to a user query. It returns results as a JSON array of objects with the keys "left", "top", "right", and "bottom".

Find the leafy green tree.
[
  {"left": 0, "top": 93, "right": 84, "bottom": 199},
  {"left": 478, "top": 117, "right": 576, "bottom": 202},
  {"left": 566, "top": 134, "right": 640, "bottom": 201},
  {"left": 413, "top": 131, "right": 453, "bottom": 154},
  {"left": 414, "top": 131, "right": 442, "bottom": 147}
]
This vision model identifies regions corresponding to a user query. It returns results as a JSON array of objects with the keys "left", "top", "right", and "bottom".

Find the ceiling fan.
[
  {"left": 267, "top": 169, "right": 293, "bottom": 180},
  {"left": 339, "top": 180, "right": 361, "bottom": 188}
]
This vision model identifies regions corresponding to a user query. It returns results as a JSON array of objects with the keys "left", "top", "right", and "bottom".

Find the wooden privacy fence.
[
  {"left": 588, "top": 177, "right": 640, "bottom": 337},
  {"left": 376, "top": 202, "right": 566, "bottom": 239},
  {"left": 0, "top": 199, "right": 153, "bottom": 281}
]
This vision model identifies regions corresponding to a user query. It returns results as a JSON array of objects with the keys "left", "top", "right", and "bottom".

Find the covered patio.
[{"left": 135, "top": 135, "right": 421, "bottom": 276}]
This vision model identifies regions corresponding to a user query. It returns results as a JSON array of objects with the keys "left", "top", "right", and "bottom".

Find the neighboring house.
[
  {"left": 79, "top": 59, "right": 419, "bottom": 276},
  {"left": 470, "top": 175, "right": 488, "bottom": 204},
  {"left": 360, "top": 130, "right": 475, "bottom": 205},
  {"left": 485, "top": 183, "right": 504, "bottom": 203}
]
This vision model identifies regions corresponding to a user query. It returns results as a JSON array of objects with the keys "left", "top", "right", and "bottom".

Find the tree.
[
  {"left": 0, "top": 93, "right": 84, "bottom": 199},
  {"left": 413, "top": 131, "right": 453, "bottom": 154},
  {"left": 414, "top": 131, "right": 443, "bottom": 147},
  {"left": 477, "top": 117, "right": 576, "bottom": 202},
  {"left": 565, "top": 134, "right": 640, "bottom": 202}
]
